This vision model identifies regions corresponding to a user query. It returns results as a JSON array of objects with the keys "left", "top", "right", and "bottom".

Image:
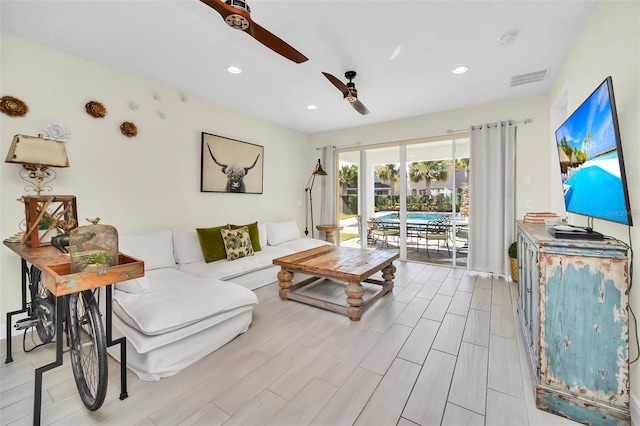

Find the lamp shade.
[
  {"left": 5, "top": 134, "right": 69, "bottom": 167},
  {"left": 313, "top": 159, "right": 327, "bottom": 176}
]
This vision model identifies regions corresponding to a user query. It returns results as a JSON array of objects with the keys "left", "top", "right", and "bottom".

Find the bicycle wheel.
[
  {"left": 30, "top": 266, "right": 56, "bottom": 343},
  {"left": 67, "top": 290, "right": 108, "bottom": 411}
]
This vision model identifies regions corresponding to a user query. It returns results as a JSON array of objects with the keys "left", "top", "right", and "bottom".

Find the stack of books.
[{"left": 524, "top": 212, "right": 562, "bottom": 224}]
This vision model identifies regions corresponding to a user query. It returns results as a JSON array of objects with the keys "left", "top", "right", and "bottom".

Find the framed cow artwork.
[{"left": 200, "top": 133, "right": 264, "bottom": 194}]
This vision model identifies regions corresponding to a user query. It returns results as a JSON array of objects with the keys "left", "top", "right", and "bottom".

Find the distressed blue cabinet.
[{"left": 516, "top": 221, "right": 630, "bottom": 425}]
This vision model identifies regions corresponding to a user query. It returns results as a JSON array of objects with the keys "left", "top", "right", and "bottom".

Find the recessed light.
[
  {"left": 306, "top": 104, "right": 317, "bottom": 110},
  {"left": 227, "top": 66, "right": 242, "bottom": 74},
  {"left": 452, "top": 66, "right": 469, "bottom": 74}
]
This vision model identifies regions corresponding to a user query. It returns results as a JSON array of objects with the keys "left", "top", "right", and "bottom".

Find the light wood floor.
[{"left": 0, "top": 262, "right": 580, "bottom": 426}]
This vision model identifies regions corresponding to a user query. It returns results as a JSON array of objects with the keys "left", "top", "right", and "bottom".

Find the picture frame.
[{"left": 200, "top": 133, "right": 264, "bottom": 194}]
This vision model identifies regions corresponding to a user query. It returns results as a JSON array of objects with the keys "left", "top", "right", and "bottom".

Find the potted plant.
[
  {"left": 38, "top": 215, "right": 54, "bottom": 244},
  {"left": 508, "top": 242, "right": 518, "bottom": 282},
  {"left": 78, "top": 250, "right": 112, "bottom": 271}
]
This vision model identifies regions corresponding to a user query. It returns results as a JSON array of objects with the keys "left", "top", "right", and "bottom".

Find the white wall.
[
  {"left": 549, "top": 0, "right": 640, "bottom": 410},
  {"left": 0, "top": 34, "right": 311, "bottom": 322},
  {"left": 310, "top": 93, "right": 552, "bottom": 220}
]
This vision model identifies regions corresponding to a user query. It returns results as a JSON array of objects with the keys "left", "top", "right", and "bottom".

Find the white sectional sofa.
[{"left": 108, "top": 221, "right": 329, "bottom": 381}]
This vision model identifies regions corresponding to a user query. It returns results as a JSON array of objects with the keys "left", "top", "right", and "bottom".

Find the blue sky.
[{"left": 555, "top": 79, "right": 617, "bottom": 160}]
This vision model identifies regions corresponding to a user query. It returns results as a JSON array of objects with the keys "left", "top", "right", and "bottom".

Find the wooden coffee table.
[{"left": 273, "top": 245, "right": 399, "bottom": 321}]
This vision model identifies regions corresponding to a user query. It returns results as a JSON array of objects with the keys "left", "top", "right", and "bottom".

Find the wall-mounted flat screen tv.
[{"left": 554, "top": 76, "right": 633, "bottom": 226}]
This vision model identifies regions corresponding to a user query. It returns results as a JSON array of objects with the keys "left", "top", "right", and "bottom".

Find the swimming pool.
[{"left": 378, "top": 212, "right": 459, "bottom": 222}]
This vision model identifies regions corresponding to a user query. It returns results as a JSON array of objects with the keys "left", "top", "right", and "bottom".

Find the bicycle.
[{"left": 16, "top": 265, "right": 108, "bottom": 411}]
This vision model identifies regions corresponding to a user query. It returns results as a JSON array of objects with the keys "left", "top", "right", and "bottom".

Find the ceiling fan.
[
  {"left": 200, "top": 0, "right": 308, "bottom": 64},
  {"left": 322, "top": 71, "right": 370, "bottom": 115}
]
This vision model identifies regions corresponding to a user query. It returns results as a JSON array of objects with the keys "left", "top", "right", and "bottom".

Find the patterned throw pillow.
[{"left": 220, "top": 226, "right": 254, "bottom": 261}]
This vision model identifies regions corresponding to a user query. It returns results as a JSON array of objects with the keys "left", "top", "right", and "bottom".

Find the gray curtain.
[
  {"left": 319, "top": 145, "right": 337, "bottom": 228},
  {"left": 468, "top": 121, "right": 516, "bottom": 275}
]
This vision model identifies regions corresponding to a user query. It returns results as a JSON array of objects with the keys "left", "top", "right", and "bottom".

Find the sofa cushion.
[
  {"left": 196, "top": 224, "right": 229, "bottom": 263},
  {"left": 113, "top": 268, "right": 258, "bottom": 335},
  {"left": 221, "top": 227, "right": 254, "bottom": 261},
  {"left": 277, "top": 237, "right": 332, "bottom": 252},
  {"left": 178, "top": 246, "right": 292, "bottom": 281},
  {"left": 230, "top": 222, "right": 261, "bottom": 252},
  {"left": 115, "top": 277, "right": 151, "bottom": 294},
  {"left": 120, "top": 230, "right": 177, "bottom": 271},
  {"left": 172, "top": 231, "right": 205, "bottom": 265},
  {"left": 266, "top": 220, "right": 301, "bottom": 246},
  {"left": 258, "top": 221, "right": 267, "bottom": 249}
]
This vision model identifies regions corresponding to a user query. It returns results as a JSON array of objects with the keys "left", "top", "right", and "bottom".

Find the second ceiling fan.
[
  {"left": 200, "top": 0, "right": 308, "bottom": 64},
  {"left": 322, "top": 71, "right": 370, "bottom": 115}
]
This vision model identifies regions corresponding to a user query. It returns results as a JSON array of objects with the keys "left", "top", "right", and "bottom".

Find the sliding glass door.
[
  {"left": 405, "top": 139, "right": 470, "bottom": 267},
  {"left": 337, "top": 137, "right": 470, "bottom": 268},
  {"left": 337, "top": 151, "right": 361, "bottom": 247}
]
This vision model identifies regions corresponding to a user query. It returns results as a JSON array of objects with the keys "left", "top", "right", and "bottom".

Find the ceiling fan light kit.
[
  {"left": 322, "top": 71, "right": 370, "bottom": 115},
  {"left": 223, "top": 0, "right": 250, "bottom": 30}
]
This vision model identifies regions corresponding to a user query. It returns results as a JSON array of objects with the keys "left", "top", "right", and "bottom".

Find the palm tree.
[
  {"left": 376, "top": 163, "right": 400, "bottom": 195},
  {"left": 455, "top": 158, "right": 470, "bottom": 184},
  {"left": 338, "top": 164, "right": 358, "bottom": 194},
  {"left": 408, "top": 161, "right": 450, "bottom": 199},
  {"left": 582, "top": 131, "right": 592, "bottom": 160},
  {"left": 455, "top": 158, "right": 470, "bottom": 217}
]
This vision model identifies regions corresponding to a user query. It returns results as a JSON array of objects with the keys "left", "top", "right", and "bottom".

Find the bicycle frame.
[{"left": 4, "top": 257, "right": 129, "bottom": 426}]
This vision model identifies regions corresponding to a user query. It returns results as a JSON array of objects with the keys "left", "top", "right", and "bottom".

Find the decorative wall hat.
[
  {"left": 120, "top": 122, "right": 138, "bottom": 137},
  {"left": 43, "top": 123, "right": 71, "bottom": 142},
  {"left": 0, "top": 96, "right": 29, "bottom": 117},
  {"left": 85, "top": 100, "right": 107, "bottom": 118}
]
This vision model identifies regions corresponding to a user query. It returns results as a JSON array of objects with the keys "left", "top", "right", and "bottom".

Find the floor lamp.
[{"left": 304, "top": 159, "right": 327, "bottom": 238}]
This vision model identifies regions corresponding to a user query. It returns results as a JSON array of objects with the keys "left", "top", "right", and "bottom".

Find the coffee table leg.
[
  {"left": 346, "top": 281, "right": 365, "bottom": 321},
  {"left": 382, "top": 263, "right": 397, "bottom": 292},
  {"left": 278, "top": 268, "right": 294, "bottom": 300}
]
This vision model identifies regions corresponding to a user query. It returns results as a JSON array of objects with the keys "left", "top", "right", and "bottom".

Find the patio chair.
[
  {"left": 356, "top": 215, "right": 374, "bottom": 246},
  {"left": 455, "top": 226, "right": 469, "bottom": 253},
  {"left": 369, "top": 217, "right": 399, "bottom": 248},
  {"left": 416, "top": 217, "right": 450, "bottom": 256}
]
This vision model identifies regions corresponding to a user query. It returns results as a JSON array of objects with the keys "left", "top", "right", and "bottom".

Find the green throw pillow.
[
  {"left": 221, "top": 227, "right": 254, "bottom": 261},
  {"left": 230, "top": 221, "right": 261, "bottom": 252},
  {"left": 196, "top": 224, "right": 230, "bottom": 263}
]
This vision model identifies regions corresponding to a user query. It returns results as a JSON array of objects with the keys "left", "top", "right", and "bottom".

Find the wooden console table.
[{"left": 3, "top": 241, "right": 144, "bottom": 425}]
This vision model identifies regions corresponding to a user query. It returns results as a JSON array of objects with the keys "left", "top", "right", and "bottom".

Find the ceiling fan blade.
[
  {"left": 247, "top": 21, "right": 308, "bottom": 64},
  {"left": 322, "top": 72, "right": 350, "bottom": 98},
  {"left": 351, "top": 99, "right": 370, "bottom": 115},
  {"left": 200, "top": 0, "right": 307, "bottom": 63}
]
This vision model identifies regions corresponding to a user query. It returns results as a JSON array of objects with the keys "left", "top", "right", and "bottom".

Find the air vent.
[{"left": 511, "top": 70, "right": 548, "bottom": 87}]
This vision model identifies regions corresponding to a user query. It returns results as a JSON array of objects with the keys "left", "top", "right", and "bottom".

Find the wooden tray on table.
[{"left": 3, "top": 242, "right": 144, "bottom": 296}]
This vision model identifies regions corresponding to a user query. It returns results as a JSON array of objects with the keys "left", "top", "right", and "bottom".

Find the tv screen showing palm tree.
[{"left": 554, "top": 76, "right": 633, "bottom": 226}]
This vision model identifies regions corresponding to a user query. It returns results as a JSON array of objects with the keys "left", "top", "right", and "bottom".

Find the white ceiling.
[{"left": 0, "top": 0, "right": 596, "bottom": 135}]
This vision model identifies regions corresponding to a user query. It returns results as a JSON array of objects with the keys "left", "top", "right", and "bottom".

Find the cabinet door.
[
  {"left": 527, "top": 243, "right": 540, "bottom": 369},
  {"left": 524, "top": 240, "right": 540, "bottom": 370},
  {"left": 517, "top": 233, "right": 540, "bottom": 376},
  {"left": 539, "top": 253, "right": 629, "bottom": 407}
]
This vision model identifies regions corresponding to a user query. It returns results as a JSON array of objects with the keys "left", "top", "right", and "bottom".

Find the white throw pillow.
[
  {"left": 257, "top": 221, "right": 268, "bottom": 249},
  {"left": 172, "top": 231, "right": 205, "bottom": 264},
  {"left": 119, "top": 230, "right": 177, "bottom": 271},
  {"left": 266, "top": 220, "right": 301, "bottom": 246},
  {"left": 115, "top": 276, "right": 151, "bottom": 294}
]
